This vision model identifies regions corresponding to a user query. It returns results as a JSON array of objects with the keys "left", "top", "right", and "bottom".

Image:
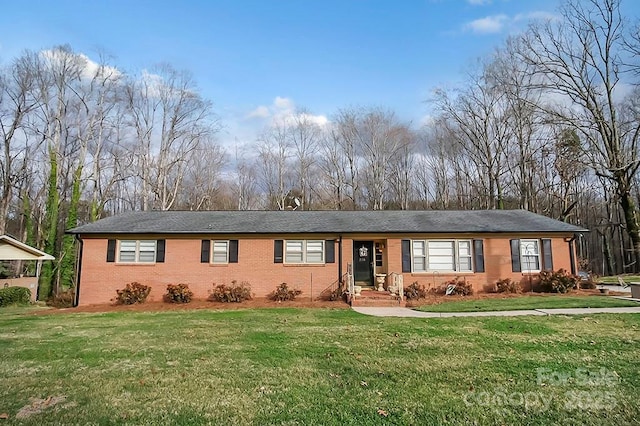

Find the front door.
[{"left": 353, "top": 241, "right": 374, "bottom": 286}]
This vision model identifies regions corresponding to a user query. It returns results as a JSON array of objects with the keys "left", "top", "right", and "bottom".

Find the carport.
[{"left": 0, "top": 235, "right": 55, "bottom": 301}]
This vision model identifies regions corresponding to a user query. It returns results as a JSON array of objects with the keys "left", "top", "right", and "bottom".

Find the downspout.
[
  {"left": 566, "top": 234, "right": 578, "bottom": 275},
  {"left": 73, "top": 234, "right": 83, "bottom": 307},
  {"left": 338, "top": 235, "right": 343, "bottom": 288}
]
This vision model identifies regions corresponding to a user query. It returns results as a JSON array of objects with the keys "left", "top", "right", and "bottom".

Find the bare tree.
[
  {"left": 0, "top": 52, "right": 39, "bottom": 233},
  {"left": 518, "top": 0, "right": 640, "bottom": 270},
  {"left": 256, "top": 122, "right": 291, "bottom": 210},
  {"left": 433, "top": 64, "right": 511, "bottom": 210}
]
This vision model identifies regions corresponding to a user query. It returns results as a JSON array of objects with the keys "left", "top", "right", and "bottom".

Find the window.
[
  {"left": 212, "top": 241, "right": 229, "bottom": 264},
  {"left": 520, "top": 239, "right": 540, "bottom": 272},
  {"left": 118, "top": 240, "right": 157, "bottom": 263},
  {"left": 411, "top": 239, "right": 473, "bottom": 272},
  {"left": 285, "top": 240, "right": 324, "bottom": 264}
]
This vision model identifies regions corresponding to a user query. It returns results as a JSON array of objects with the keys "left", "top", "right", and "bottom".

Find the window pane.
[
  {"left": 119, "top": 251, "right": 136, "bottom": 262},
  {"left": 458, "top": 241, "right": 471, "bottom": 256},
  {"left": 120, "top": 241, "right": 136, "bottom": 251},
  {"left": 138, "top": 241, "right": 156, "bottom": 263},
  {"left": 413, "top": 257, "right": 426, "bottom": 272},
  {"left": 286, "top": 241, "right": 303, "bottom": 252},
  {"left": 138, "top": 250, "right": 156, "bottom": 263},
  {"left": 118, "top": 241, "right": 136, "bottom": 262},
  {"left": 139, "top": 241, "right": 156, "bottom": 251},
  {"left": 306, "top": 251, "right": 323, "bottom": 263},
  {"left": 458, "top": 257, "right": 472, "bottom": 272},
  {"left": 412, "top": 241, "right": 425, "bottom": 256},
  {"left": 286, "top": 252, "right": 304, "bottom": 263},
  {"left": 306, "top": 240, "right": 323, "bottom": 252},
  {"left": 428, "top": 241, "right": 454, "bottom": 271},
  {"left": 521, "top": 240, "right": 539, "bottom": 255},
  {"left": 306, "top": 241, "right": 324, "bottom": 263},
  {"left": 212, "top": 241, "right": 229, "bottom": 263},
  {"left": 522, "top": 255, "right": 540, "bottom": 271}
]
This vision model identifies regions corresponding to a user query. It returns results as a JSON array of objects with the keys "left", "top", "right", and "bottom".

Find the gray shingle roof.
[{"left": 68, "top": 210, "right": 587, "bottom": 235}]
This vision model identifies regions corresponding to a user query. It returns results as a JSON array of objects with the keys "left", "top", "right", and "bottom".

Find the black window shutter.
[
  {"left": 542, "top": 238, "right": 553, "bottom": 271},
  {"left": 473, "top": 239, "right": 485, "bottom": 273},
  {"left": 510, "top": 239, "right": 521, "bottom": 272},
  {"left": 401, "top": 240, "right": 411, "bottom": 272},
  {"left": 274, "top": 240, "right": 283, "bottom": 263},
  {"left": 156, "top": 240, "right": 166, "bottom": 263},
  {"left": 201, "top": 240, "right": 210, "bottom": 263},
  {"left": 229, "top": 240, "right": 239, "bottom": 263},
  {"left": 106, "top": 239, "right": 116, "bottom": 262},
  {"left": 325, "top": 240, "right": 335, "bottom": 263}
]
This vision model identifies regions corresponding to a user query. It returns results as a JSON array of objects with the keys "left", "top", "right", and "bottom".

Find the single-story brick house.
[{"left": 67, "top": 209, "right": 587, "bottom": 306}]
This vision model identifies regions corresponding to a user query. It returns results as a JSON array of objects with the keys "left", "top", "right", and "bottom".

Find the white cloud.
[
  {"left": 246, "top": 105, "right": 270, "bottom": 119},
  {"left": 464, "top": 14, "right": 509, "bottom": 34},
  {"left": 463, "top": 11, "right": 558, "bottom": 35},
  {"left": 274, "top": 96, "right": 294, "bottom": 110},
  {"left": 40, "top": 49, "right": 122, "bottom": 82},
  {"left": 244, "top": 96, "right": 328, "bottom": 128}
]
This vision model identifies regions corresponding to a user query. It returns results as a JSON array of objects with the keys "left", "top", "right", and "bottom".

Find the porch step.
[{"left": 351, "top": 290, "right": 406, "bottom": 307}]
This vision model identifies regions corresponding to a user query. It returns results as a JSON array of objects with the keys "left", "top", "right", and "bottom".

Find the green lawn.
[
  {"left": 597, "top": 275, "right": 640, "bottom": 284},
  {"left": 416, "top": 295, "right": 640, "bottom": 313},
  {"left": 1, "top": 307, "right": 639, "bottom": 425}
]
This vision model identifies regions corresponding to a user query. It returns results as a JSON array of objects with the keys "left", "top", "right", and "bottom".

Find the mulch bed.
[{"left": 32, "top": 288, "right": 628, "bottom": 314}]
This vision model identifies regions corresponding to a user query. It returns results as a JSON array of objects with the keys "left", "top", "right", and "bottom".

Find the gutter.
[
  {"left": 73, "top": 234, "right": 83, "bottom": 307},
  {"left": 338, "top": 235, "right": 343, "bottom": 287},
  {"left": 565, "top": 234, "right": 579, "bottom": 275}
]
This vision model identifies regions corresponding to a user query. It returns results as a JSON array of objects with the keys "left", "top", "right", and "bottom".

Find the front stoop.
[{"left": 350, "top": 289, "right": 406, "bottom": 307}]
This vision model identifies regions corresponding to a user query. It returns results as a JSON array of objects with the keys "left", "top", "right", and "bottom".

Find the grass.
[
  {"left": 597, "top": 275, "right": 640, "bottom": 284},
  {"left": 415, "top": 295, "right": 640, "bottom": 313},
  {"left": 0, "top": 307, "right": 638, "bottom": 425}
]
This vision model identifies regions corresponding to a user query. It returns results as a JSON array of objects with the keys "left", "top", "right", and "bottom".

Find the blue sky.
[{"left": 1, "top": 0, "right": 636, "bottom": 145}]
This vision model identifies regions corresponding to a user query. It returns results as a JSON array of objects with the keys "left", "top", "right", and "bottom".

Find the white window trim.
[
  {"left": 117, "top": 240, "right": 157, "bottom": 264},
  {"left": 411, "top": 239, "right": 473, "bottom": 273},
  {"left": 284, "top": 240, "right": 325, "bottom": 264},
  {"left": 211, "top": 240, "right": 230, "bottom": 264},
  {"left": 520, "top": 239, "right": 541, "bottom": 272}
]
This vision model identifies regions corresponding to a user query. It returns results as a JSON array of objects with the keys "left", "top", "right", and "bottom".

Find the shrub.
[
  {"left": 209, "top": 280, "right": 252, "bottom": 303},
  {"left": 115, "top": 282, "right": 151, "bottom": 305},
  {"left": 325, "top": 286, "right": 344, "bottom": 301},
  {"left": 580, "top": 280, "right": 597, "bottom": 290},
  {"left": 269, "top": 282, "right": 302, "bottom": 302},
  {"left": 0, "top": 286, "right": 31, "bottom": 307},
  {"left": 539, "top": 269, "right": 579, "bottom": 293},
  {"left": 440, "top": 278, "right": 474, "bottom": 296},
  {"left": 47, "top": 290, "right": 75, "bottom": 308},
  {"left": 403, "top": 281, "right": 427, "bottom": 300},
  {"left": 495, "top": 278, "right": 521, "bottom": 294},
  {"left": 164, "top": 283, "right": 193, "bottom": 303}
]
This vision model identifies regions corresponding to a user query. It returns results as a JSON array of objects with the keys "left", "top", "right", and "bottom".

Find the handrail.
[{"left": 317, "top": 272, "right": 349, "bottom": 301}]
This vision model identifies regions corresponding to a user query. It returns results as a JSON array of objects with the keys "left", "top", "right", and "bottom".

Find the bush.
[
  {"left": 325, "top": 286, "right": 344, "bottom": 301},
  {"left": 495, "top": 278, "right": 521, "bottom": 294},
  {"left": 269, "top": 282, "right": 302, "bottom": 302},
  {"left": 539, "top": 269, "right": 579, "bottom": 293},
  {"left": 164, "top": 283, "right": 193, "bottom": 303},
  {"left": 403, "top": 281, "right": 427, "bottom": 300},
  {"left": 0, "top": 286, "right": 31, "bottom": 307},
  {"left": 115, "top": 282, "right": 151, "bottom": 305},
  {"left": 438, "top": 278, "right": 474, "bottom": 296},
  {"left": 47, "top": 290, "right": 75, "bottom": 308},
  {"left": 580, "top": 280, "right": 597, "bottom": 290},
  {"left": 209, "top": 280, "right": 252, "bottom": 303}
]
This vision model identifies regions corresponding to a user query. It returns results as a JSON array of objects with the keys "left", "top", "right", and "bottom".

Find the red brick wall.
[
  {"left": 77, "top": 233, "right": 576, "bottom": 305},
  {"left": 78, "top": 236, "right": 344, "bottom": 305},
  {"left": 387, "top": 235, "right": 575, "bottom": 293}
]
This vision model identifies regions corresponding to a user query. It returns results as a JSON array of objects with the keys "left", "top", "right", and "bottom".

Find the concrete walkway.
[{"left": 352, "top": 305, "right": 640, "bottom": 318}]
